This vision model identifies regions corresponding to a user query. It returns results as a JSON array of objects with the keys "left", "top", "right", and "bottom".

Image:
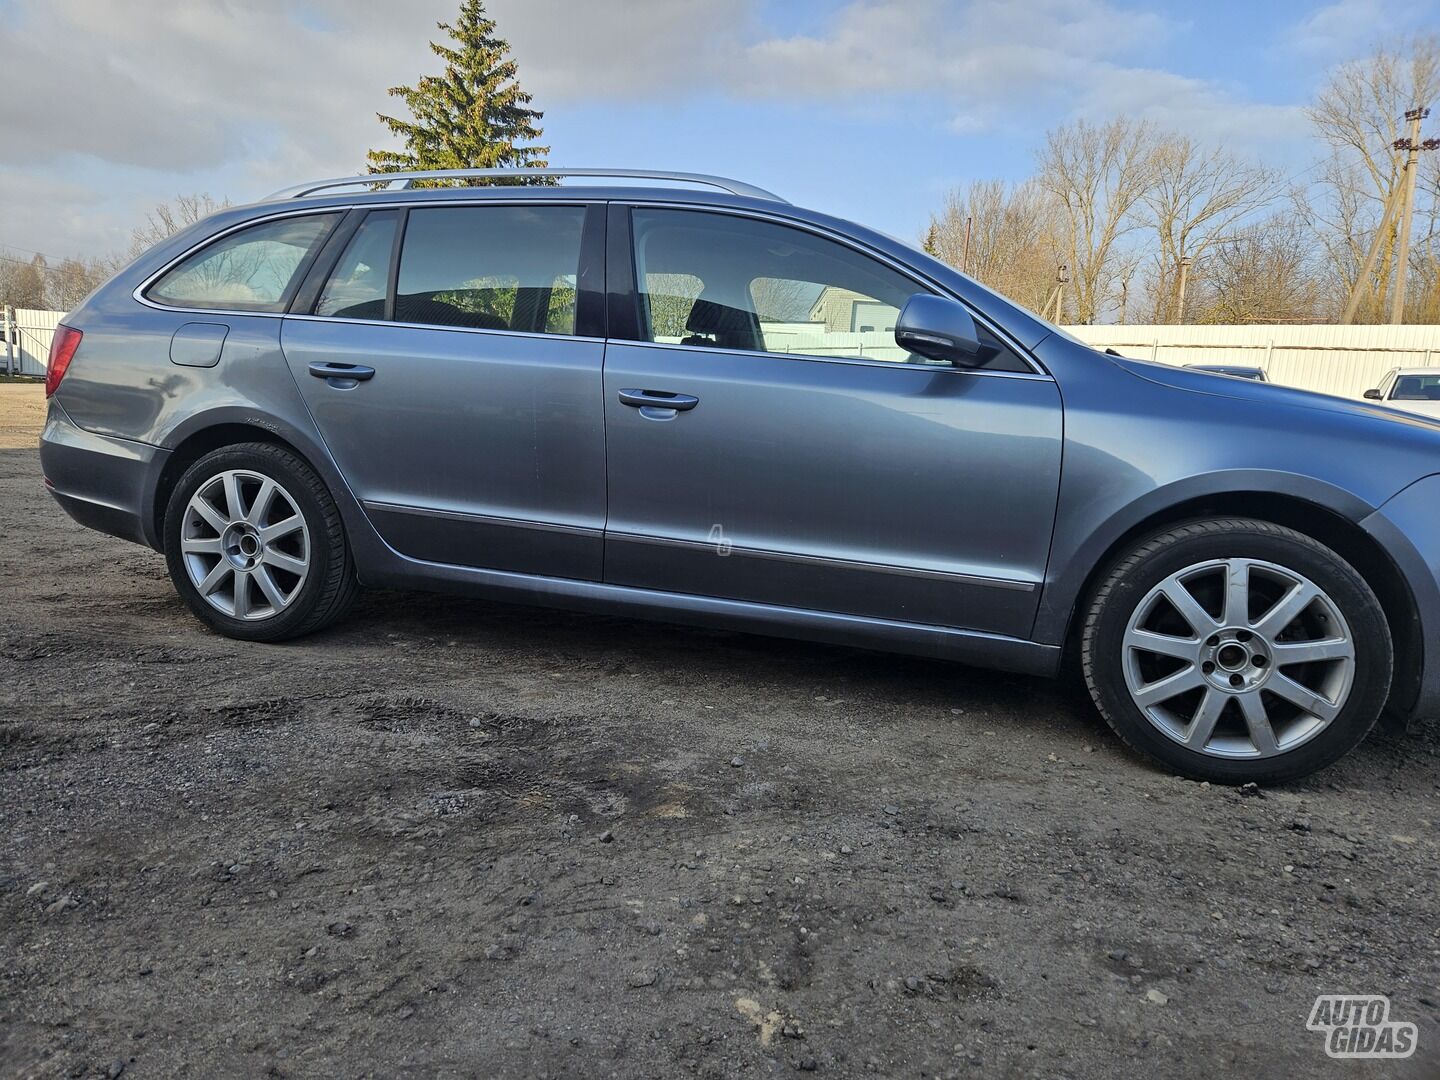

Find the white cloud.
[
  {"left": 492, "top": 0, "right": 755, "bottom": 99},
  {"left": 1072, "top": 65, "right": 1307, "bottom": 146},
  {"left": 1292, "top": 0, "right": 1392, "bottom": 57},
  {"left": 0, "top": 0, "right": 1319, "bottom": 260}
]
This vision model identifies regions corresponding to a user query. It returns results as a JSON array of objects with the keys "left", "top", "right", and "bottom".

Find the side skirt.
[{"left": 360, "top": 555, "right": 1062, "bottom": 677}]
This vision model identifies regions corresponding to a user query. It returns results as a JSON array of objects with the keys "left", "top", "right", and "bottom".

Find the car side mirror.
[
  {"left": 894, "top": 294, "right": 983, "bottom": 367},
  {"left": 1363, "top": 388, "right": 1382, "bottom": 400}
]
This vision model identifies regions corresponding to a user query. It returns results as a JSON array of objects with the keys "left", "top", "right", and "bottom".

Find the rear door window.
[
  {"left": 314, "top": 210, "right": 399, "bottom": 320},
  {"left": 148, "top": 214, "right": 339, "bottom": 312},
  {"left": 394, "top": 205, "right": 585, "bottom": 334}
]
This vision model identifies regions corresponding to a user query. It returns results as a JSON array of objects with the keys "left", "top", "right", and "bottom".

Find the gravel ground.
[{"left": 3, "top": 384, "right": 1438, "bottom": 1079}]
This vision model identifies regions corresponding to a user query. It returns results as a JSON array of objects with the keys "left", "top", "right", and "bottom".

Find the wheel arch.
[
  {"left": 1050, "top": 488, "right": 1421, "bottom": 725},
  {"left": 150, "top": 410, "right": 342, "bottom": 549}
]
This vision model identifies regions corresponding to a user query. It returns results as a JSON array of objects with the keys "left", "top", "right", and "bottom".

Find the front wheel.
[
  {"left": 1081, "top": 518, "right": 1392, "bottom": 784},
  {"left": 163, "top": 443, "right": 358, "bottom": 642}
]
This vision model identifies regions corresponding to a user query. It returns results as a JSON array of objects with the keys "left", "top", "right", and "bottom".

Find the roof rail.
[{"left": 265, "top": 168, "right": 787, "bottom": 203}]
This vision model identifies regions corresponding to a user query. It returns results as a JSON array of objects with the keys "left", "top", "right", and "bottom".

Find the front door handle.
[
  {"left": 308, "top": 361, "right": 376, "bottom": 384},
  {"left": 617, "top": 388, "right": 699, "bottom": 411}
]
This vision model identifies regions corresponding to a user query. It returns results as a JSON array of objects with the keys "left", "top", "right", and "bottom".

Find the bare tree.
[
  {"left": 1140, "top": 136, "right": 1279, "bottom": 322},
  {"left": 48, "top": 257, "right": 114, "bottom": 311},
  {"left": 923, "top": 178, "right": 1064, "bottom": 315},
  {"left": 1306, "top": 36, "right": 1440, "bottom": 322},
  {"left": 1408, "top": 150, "right": 1440, "bottom": 323},
  {"left": 1110, "top": 247, "right": 1146, "bottom": 325},
  {"left": 129, "top": 193, "right": 230, "bottom": 257},
  {"left": 750, "top": 276, "right": 819, "bottom": 322},
  {"left": 0, "top": 253, "right": 49, "bottom": 310},
  {"left": 1036, "top": 118, "right": 1158, "bottom": 323},
  {"left": 1187, "top": 214, "right": 1325, "bottom": 325}
]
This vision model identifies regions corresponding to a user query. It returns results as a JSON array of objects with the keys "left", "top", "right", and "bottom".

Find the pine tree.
[
  {"left": 922, "top": 222, "right": 941, "bottom": 258},
  {"left": 367, "top": 0, "right": 549, "bottom": 182}
]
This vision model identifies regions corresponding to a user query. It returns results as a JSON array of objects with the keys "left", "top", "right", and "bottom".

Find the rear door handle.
[
  {"left": 617, "top": 388, "right": 699, "bottom": 411},
  {"left": 308, "top": 361, "right": 375, "bottom": 383}
]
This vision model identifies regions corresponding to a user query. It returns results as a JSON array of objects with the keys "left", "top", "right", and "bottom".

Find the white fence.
[
  {"left": 6, "top": 307, "right": 1440, "bottom": 400},
  {"left": 3, "top": 308, "right": 63, "bottom": 377},
  {"left": 1064, "top": 324, "right": 1440, "bottom": 399}
]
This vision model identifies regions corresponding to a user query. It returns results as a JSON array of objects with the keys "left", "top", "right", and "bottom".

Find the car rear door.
[
  {"left": 280, "top": 201, "right": 608, "bottom": 579},
  {"left": 600, "top": 204, "right": 1063, "bottom": 637}
]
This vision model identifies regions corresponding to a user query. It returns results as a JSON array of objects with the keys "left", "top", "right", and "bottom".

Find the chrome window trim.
[
  {"left": 132, "top": 199, "right": 599, "bottom": 321},
  {"left": 134, "top": 207, "right": 347, "bottom": 316},
  {"left": 131, "top": 195, "right": 1051, "bottom": 380},
  {"left": 284, "top": 312, "right": 607, "bottom": 346},
  {"left": 621, "top": 200, "right": 1051, "bottom": 379},
  {"left": 609, "top": 337, "right": 1051, "bottom": 381}
]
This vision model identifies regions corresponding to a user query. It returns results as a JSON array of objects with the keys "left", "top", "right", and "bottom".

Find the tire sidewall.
[
  {"left": 164, "top": 446, "right": 340, "bottom": 642},
  {"left": 1085, "top": 523, "right": 1392, "bottom": 784}
]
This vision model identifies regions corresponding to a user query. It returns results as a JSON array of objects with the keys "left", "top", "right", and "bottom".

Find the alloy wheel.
[
  {"left": 1121, "top": 558, "right": 1356, "bottom": 759},
  {"left": 180, "top": 469, "right": 311, "bottom": 621}
]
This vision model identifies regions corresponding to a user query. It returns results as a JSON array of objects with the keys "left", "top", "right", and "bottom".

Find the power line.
[
  {"left": 0, "top": 241, "right": 58, "bottom": 260},
  {"left": 0, "top": 251, "right": 87, "bottom": 279}
]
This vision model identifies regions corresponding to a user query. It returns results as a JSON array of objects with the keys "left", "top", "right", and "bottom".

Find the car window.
[
  {"left": 149, "top": 214, "right": 339, "bottom": 312},
  {"left": 314, "top": 210, "right": 399, "bottom": 320},
  {"left": 629, "top": 208, "right": 1029, "bottom": 372},
  {"left": 395, "top": 205, "right": 584, "bottom": 334},
  {"left": 1391, "top": 374, "right": 1440, "bottom": 401}
]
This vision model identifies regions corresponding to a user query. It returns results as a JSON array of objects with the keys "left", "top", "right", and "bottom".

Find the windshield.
[{"left": 1391, "top": 375, "right": 1440, "bottom": 401}]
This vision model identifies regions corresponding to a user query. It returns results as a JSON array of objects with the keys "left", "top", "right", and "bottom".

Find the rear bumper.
[
  {"left": 39, "top": 401, "right": 167, "bottom": 549},
  {"left": 1363, "top": 474, "right": 1440, "bottom": 725}
]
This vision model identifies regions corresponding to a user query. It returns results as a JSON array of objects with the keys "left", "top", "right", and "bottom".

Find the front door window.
[{"left": 629, "top": 208, "right": 1028, "bottom": 372}]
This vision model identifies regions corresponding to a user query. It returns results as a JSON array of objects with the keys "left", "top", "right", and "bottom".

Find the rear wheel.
[
  {"left": 1081, "top": 518, "right": 1391, "bottom": 783},
  {"left": 164, "top": 443, "right": 357, "bottom": 641}
]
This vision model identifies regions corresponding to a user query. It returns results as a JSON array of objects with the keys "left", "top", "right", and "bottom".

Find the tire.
[
  {"left": 163, "top": 442, "right": 358, "bottom": 642},
  {"left": 1081, "top": 518, "right": 1391, "bottom": 784}
]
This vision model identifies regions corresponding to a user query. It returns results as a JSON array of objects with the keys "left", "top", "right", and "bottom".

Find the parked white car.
[{"left": 1363, "top": 368, "right": 1440, "bottom": 418}]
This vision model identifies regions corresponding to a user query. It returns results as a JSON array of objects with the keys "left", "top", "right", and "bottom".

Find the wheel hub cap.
[
  {"left": 1201, "top": 629, "right": 1273, "bottom": 693},
  {"left": 222, "top": 522, "right": 264, "bottom": 570}
]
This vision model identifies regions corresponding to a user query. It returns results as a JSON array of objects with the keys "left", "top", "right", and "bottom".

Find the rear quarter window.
[{"left": 147, "top": 214, "right": 340, "bottom": 312}]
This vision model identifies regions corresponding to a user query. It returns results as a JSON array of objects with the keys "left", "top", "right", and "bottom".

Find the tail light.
[{"left": 45, "top": 325, "right": 82, "bottom": 398}]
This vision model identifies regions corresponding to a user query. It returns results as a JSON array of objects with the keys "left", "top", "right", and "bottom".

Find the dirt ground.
[{"left": 3, "top": 382, "right": 1438, "bottom": 1079}]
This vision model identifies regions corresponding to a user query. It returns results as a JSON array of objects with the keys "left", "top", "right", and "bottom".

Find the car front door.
[
  {"left": 281, "top": 201, "right": 608, "bottom": 579},
  {"left": 601, "top": 205, "right": 1063, "bottom": 638}
]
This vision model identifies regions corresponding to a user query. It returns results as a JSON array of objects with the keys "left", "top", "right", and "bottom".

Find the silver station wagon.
[{"left": 39, "top": 168, "right": 1440, "bottom": 784}]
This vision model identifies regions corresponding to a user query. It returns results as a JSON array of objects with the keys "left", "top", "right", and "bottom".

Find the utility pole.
[
  {"left": 961, "top": 215, "right": 973, "bottom": 276},
  {"left": 1390, "top": 107, "right": 1433, "bottom": 324},
  {"left": 1341, "top": 185, "right": 1405, "bottom": 323},
  {"left": 1343, "top": 105, "right": 1437, "bottom": 324},
  {"left": 1050, "top": 264, "right": 1069, "bottom": 323},
  {"left": 1176, "top": 256, "right": 1194, "bottom": 324}
]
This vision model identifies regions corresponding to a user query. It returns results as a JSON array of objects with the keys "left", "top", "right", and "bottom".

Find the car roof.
[{"left": 1391, "top": 368, "right": 1440, "bottom": 376}]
